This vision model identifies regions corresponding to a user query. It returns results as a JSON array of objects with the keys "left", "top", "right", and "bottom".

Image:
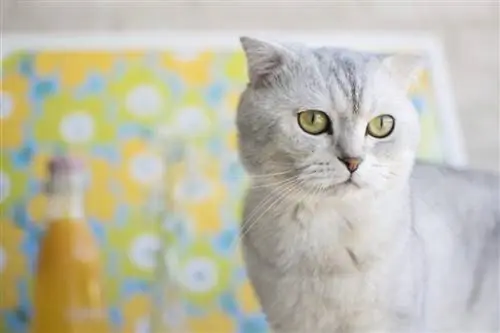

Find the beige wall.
[{"left": 4, "top": 1, "right": 499, "bottom": 171}]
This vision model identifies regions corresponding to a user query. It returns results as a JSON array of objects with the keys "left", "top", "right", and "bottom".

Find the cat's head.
[{"left": 236, "top": 37, "right": 423, "bottom": 197}]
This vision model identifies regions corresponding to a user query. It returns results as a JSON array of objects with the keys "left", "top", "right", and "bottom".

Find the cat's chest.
[{"left": 270, "top": 202, "right": 386, "bottom": 273}]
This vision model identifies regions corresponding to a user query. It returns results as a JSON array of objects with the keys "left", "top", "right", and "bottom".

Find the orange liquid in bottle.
[{"left": 31, "top": 157, "right": 110, "bottom": 333}]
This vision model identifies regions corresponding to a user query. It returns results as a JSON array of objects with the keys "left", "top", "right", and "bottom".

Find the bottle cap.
[
  {"left": 47, "top": 156, "right": 84, "bottom": 175},
  {"left": 45, "top": 156, "right": 86, "bottom": 194}
]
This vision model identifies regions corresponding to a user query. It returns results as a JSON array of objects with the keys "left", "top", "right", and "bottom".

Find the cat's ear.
[
  {"left": 239, "top": 36, "right": 289, "bottom": 87},
  {"left": 382, "top": 54, "right": 424, "bottom": 91}
]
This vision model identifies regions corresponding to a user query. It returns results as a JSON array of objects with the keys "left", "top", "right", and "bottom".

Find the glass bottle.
[
  {"left": 31, "top": 156, "right": 110, "bottom": 333},
  {"left": 149, "top": 130, "right": 189, "bottom": 333}
]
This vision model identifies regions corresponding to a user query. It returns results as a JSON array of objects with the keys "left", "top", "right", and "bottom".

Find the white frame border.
[{"left": 1, "top": 30, "right": 467, "bottom": 167}]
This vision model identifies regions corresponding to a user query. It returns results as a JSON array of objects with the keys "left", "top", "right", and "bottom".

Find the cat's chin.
[{"left": 302, "top": 178, "right": 367, "bottom": 198}]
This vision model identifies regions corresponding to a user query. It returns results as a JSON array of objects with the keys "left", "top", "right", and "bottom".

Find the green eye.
[
  {"left": 366, "top": 114, "right": 395, "bottom": 138},
  {"left": 297, "top": 110, "right": 330, "bottom": 135}
]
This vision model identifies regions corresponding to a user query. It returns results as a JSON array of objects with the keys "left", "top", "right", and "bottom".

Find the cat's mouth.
[
  {"left": 295, "top": 165, "right": 365, "bottom": 195},
  {"left": 342, "top": 176, "right": 361, "bottom": 187},
  {"left": 306, "top": 176, "right": 362, "bottom": 195},
  {"left": 333, "top": 177, "right": 361, "bottom": 191}
]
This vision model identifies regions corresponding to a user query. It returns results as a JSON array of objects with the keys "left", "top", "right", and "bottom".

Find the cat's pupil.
[{"left": 379, "top": 116, "right": 384, "bottom": 128}]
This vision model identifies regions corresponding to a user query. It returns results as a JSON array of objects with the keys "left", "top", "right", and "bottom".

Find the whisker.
[
  {"left": 225, "top": 169, "right": 295, "bottom": 181},
  {"left": 240, "top": 180, "right": 299, "bottom": 237},
  {"left": 241, "top": 179, "right": 311, "bottom": 239},
  {"left": 231, "top": 180, "right": 300, "bottom": 253},
  {"left": 236, "top": 185, "right": 298, "bottom": 253},
  {"left": 297, "top": 180, "right": 318, "bottom": 206},
  {"left": 248, "top": 176, "right": 299, "bottom": 190},
  {"left": 239, "top": 177, "right": 299, "bottom": 228},
  {"left": 249, "top": 170, "right": 295, "bottom": 178}
]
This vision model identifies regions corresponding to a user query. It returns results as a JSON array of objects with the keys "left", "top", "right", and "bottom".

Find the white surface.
[
  {"left": 180, "top": 257, "right": 219, "bottom": 293},
  {"left": 0, "top": 91, "right": 14, "bottom": 119},
  {"left": 129, "top": 233, "right": 161, "bottom": 270},
  {"left": 125, "top": 84, "right": 164, "bottom": 117},
  {"left": 0, "top": 171, "right": 10, "bottom": 203},
  {"left": 129, "top": 153, "right": 164, "bottom": 185},
  {"left": 60, "top": 111, "right": 95, "bottom": 143}
]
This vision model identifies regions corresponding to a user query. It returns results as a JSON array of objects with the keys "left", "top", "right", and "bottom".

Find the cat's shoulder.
[
  {"left": 411, "top": 160, "right": 498, "bottom": 191},
  {"left": 409, "top": 161, "right": 498, "bottom": 238},
  {"left": 410, "top": 160, "right": 499, "bottom": 208}
]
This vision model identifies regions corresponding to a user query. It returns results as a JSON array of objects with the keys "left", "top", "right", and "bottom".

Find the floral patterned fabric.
[{"left": 1, "top": 48, "right": 445, "bottom": 333}]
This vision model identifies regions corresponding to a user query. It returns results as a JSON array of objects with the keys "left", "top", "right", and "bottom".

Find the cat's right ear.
[
  {"left": 239, "top": 36, "right": 288, "bottom": 87},
  {"left": 381, "top": 54, "right": 424, "bottom": 92}
]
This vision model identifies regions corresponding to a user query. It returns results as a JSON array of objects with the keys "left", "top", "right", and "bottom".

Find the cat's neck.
[
  {"left": 298, "top": 182, "right": 410, "bottom": 222},
  {"left": 244, "top": 182, "right": 412, "bottom": 274},
  {"left": 284, "top": 184, "right": 412, "bottom": 273}
]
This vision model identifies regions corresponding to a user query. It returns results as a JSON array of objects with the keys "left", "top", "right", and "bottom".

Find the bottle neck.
[{"left": 46, "top": 173, "right": 85, "bottom": 221}]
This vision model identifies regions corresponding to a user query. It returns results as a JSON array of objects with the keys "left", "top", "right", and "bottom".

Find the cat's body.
[
  {"left": 236, "top": 37, "right": 499, "bottom": 333},
  {"left": 242, "top": 162, "right": 499, "bottom": 333}
]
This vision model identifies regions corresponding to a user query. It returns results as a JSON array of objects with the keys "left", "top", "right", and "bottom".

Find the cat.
[{"left": 235, "top": 36, "right": 499, "bottom": 333}]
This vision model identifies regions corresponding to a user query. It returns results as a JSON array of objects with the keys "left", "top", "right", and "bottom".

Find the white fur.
[{"left": 237, "top": 37, "right": 499, "bottom": 333}]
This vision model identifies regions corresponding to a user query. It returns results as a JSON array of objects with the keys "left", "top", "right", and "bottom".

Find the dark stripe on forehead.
[
  {"left": 313, "top": 48, "right": 350, "bottom": 99},
  {"left": 331, "top": 64, "right": 350, "bottom": 99},
  {"left": 314, "top": 48, "right": 366, "bottom": 114},
  {"left": 340, "top": 59, "right": 364, "bottom": 115}
]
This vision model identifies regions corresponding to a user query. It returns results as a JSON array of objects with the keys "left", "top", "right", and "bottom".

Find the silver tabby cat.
[{"left": 236, "top": 36, "right": 499, "bottom": 333}]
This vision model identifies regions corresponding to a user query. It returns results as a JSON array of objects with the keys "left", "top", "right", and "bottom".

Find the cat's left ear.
[
  {"left": 239, "top": 36, "right": 291, "bottom": 87},
  {"left": 382, "top": 54, "right": 424, "bottom": 92}
]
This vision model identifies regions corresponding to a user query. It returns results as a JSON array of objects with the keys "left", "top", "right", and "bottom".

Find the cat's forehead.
[
  {"left": 311, "top": 47, "right": 372, "bottom": 76},
  {"left": 304, "top": 47, "right": 377, "bottom": 115}
]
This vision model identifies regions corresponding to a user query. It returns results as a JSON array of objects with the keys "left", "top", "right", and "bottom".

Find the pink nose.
[{"left": 338, "top": 157, "right": 363, "bottom": 173}]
